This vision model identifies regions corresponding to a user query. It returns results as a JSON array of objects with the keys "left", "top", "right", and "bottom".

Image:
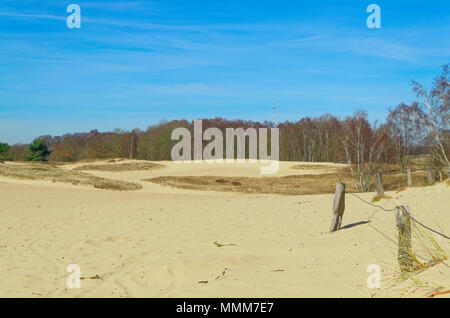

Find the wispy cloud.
[
  {"left": 0, "top": 11, "right": 65, "bottom": 21},
  {"left": 80, "top": 1, "right": 157, "bottom": 12},
  {"left": 1, "top": 0, "right": 449, "bottom": 144}
]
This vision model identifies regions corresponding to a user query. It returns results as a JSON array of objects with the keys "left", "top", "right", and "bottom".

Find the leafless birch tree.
[
  {"left": 341, "top": 111, "right": 391, "bottom": 192},
  {"left": 413, "top": 64, "right": 450, "bottom": 169}
]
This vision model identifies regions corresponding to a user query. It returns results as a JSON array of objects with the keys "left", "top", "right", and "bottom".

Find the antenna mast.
[{"left": 273, "top": 98, "right": 276, "bottom": 128}]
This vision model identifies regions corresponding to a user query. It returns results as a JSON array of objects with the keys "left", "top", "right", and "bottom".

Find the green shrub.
[
  {"left": 0, "top": 142, "right": 10, "bottom": 160},
  {"left": 25, "top": 140, "right": 52, "bottom": 162}
]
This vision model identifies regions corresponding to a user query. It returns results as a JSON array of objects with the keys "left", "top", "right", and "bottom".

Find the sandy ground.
[{"left": 0, "top": 161, "right": 448, "bottom": 298}]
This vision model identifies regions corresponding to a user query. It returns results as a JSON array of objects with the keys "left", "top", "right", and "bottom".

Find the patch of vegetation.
[
  {"left": 371, "top": 194, "right": 391, "bottom": 203},
  {"left": 141, "top": 161, "right": 444, "bottom": 195},
  {"left": 143, "top": 171, "right": 357, "bottom": 195},
  {"left": 74, "top": 161, "right": 164, "bottom": 172},
  {"left": 25, "top": 140, "right": 52, "bottom": 162},
  {"left": 291, "top": 164, "right": 339, "bottom": 171},
  {"left": 0, "top": 142, "right": 10, "bottom": 160},
  {"left": 377, "top": 170, "right": 429, "bottom": 191},
  {"left": 371, "top": 195, "right": 382, "bottom": 203},
  {"left": 396, "top": 221, "right": 448, "bottom": 275},
  {"left": 0, "top": 163, "right": 142, "bottom": 191}
]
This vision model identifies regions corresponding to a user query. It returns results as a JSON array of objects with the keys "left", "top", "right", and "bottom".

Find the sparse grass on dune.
[
  {"left": 0, "top": 163, "right": 142, "bottom": 191},
  {"left": 381, "top": 163, "right": 426, "bottom": 174},
  {"left": 73, "top": 162, "right": 164, "bottom": 172},
  {"left": 393, "top": 221, "right": 448, "bottom": 295},
  {"left": 411, "top": 222, "right": 448, "bottom": 272},
  {"left": 142, "top": 163, "right": 445, "bottom": 195},
  {"left": 143, "top": 172, "right": 358, "bottom": 195},
  {"left": 7, "top": 160, "right": 69, "bottom": 166},
  {"left": 382, "top": 170, "right": 442, "bottom": 190},
  {"left": 371, "top": 194, "right": 392, "bottom": 202},
  {"left": 290, "top": 164, "right": 340, "bottom": 171},
  {"left": 291, "top": 162, "right": 441, "bottom": 191}
]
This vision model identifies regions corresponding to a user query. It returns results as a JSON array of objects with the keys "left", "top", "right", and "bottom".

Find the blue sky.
[{"left": 0, "top": 0, "right": 449, "bottom": 144}]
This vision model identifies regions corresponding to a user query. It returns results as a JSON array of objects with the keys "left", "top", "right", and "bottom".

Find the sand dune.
[{"left": 0, "top": 160, "right": 448, "bottom": 297}]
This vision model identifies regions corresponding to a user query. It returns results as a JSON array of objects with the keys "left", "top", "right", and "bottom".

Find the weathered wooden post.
[
  {"left": 375, "top": 172, "right": 384, "bottom": 197},
  {"left": 407, "top": 169, "right": 412, "bottom": 187},
  {"left": 330, "top": 183, "right": 345, "bottom": 232},
  {"left": 395, "top": 206, "right": 413, "bottom": 272},
  {"left": 427, "top": 168, "right": 435, "bottom": 185}
]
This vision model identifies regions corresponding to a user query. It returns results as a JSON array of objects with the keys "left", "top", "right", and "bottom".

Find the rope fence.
[
  {"left": 345, "top": 189, "right": 449, "bottom": 240},
  {"left": 329, "top": 180, "right": 449, "bottom": 272}
]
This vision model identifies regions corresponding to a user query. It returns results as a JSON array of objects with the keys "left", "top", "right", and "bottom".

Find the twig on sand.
[
  {"left": 427, "top": 289, "right": 450, "bottom": 298},
  {"left": 215, "top": 268, "right": 228, "bottom": 280},
  {"left": 214, "top": 241, "right": 237, "bottom": 248},
  {"left": 80, "top": 274, "right": 103, "bottom": 281}
]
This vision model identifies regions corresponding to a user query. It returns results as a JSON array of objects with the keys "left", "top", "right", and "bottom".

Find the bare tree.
[
  {"left": 413, "top": 64, "right": 450, "bottom": 168},
  {"left": 128, "top": 129, "right": 140, "bottom": 159},
  {"left": 341, "top": 111, "right": 391, "bottom": 192},
  {"left": 386, "top": 102, "right": 427, "bottom": 173}
]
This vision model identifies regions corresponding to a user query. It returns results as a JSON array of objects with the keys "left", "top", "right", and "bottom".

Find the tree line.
[{"left": 1, "top": 64, "right": 448, "bottom": 188}]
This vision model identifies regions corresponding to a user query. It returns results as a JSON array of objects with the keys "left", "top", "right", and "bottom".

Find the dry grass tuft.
[
  {"left": 395, "top": 221, "right": 448, "bottom": 276},
  {"left": 371, "top": 195, "right": 382, "bottom": 203},
  {"left": 396, "top": 187, "right": 407, "bottom": 193},
  {"left": 382, "top": 171, "right": 428, "bottom": 191},
  {"left": 410, "top": 222, "right": 448, "bottom": 272},
  {"left": 74, "top": 162, "right": 164, "bottom": 172},
  {"left": 371, "top": 194, "right": 391, "bottom": 203},
  {"left": 0, "top": 163, "right": 142, "bottom": 191},
  {"left": 10, "top": 160, "right": 70, "bottom": 166},
  {"left": 392, "top": 217, "right": 448, "bottom": 295}
]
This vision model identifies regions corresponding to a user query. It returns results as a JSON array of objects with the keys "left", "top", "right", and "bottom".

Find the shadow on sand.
[{"left": 340, "top": 221, "right": 370, "bottom": 230}]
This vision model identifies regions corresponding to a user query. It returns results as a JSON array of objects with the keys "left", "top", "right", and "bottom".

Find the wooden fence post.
[
  {"left": 375, "top": 172, "right": 384, "bottom": 197},
  {"left": 395, "top": 206, "right": 413, "bottom": 272},
  {"left": 427, "top": 169, "right": 435, "bottom": 185},
  {"left": 407, "top": 169, "right": 412, "bottom": 187},
  {"left": 330, "top": 183, "right": 345, "bottom": 232}
]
